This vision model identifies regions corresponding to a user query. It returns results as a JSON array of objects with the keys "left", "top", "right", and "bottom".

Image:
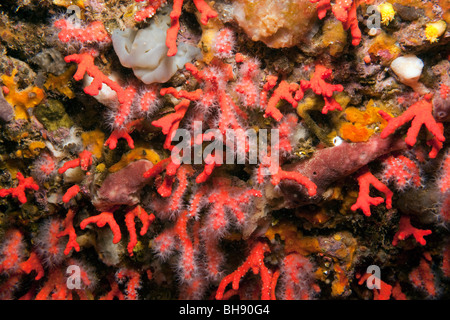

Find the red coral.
[
  {"left": 409, "top": 256, "right": 437, "bottom": 297},
  {"left": 214, "top": 28, "right": 236, "bottom": 59},
  {"left": 134, "top": 0, "right": 167, "bottom": 22},
  {"left": 116, "top": 268, "right": 141, "bottom": 300},
  {"left": 0, "top": 172, "right": 39, "bottom": 204},
  {"left": 379, "top": 95, "right": 445, "bottom": 156},
  {"left": 204, "top": 178, "right": 262, "bottom": 233},
  {"left": 124, "top": 205, "right": 156, "bottom": 256},
  {"left": 357, "top": 272, "right": 393, "bottom": 300},
  {"left": 80, "top": 211, "right": 122, "bottom": 244},
  {"left": 166, "top": 0, "right": 217, "bottom": 56},
  {"left": 276, "top": 253, "right": 320, "bottom": 300},
  {"left": 438, "top": 151, "right": 450, "bottom": 194},
  {"left": 100, "top": 277, "right": 125, "bottom": 300},
  {"left": 62, "top": 184, "right": 80, "bottom": 203},
  {"left": 35, "top": 268, "right": 70, "bottom": 300},
  {"left": 235, "top": 56, "right": 261, "bottom": 107},
  {"left": 57, "top": 209, "right": 80, "bottom": 255},
  {"left": 299, "top": 64, "right": 344, "bottom": 114},
  {"left": 152, "top": 97, "right": 192, "bottom": 151},
  {"left": 19, "top": 251, "right": 45, "bottom": 281},
  {"left": 351, "top": 166, "right": 393, "bottom": 217},
  {"left": 380, "top": 154, "right": 421, "bottom": 189},
  {"left": 216, "top": 241, "right": 273, "bottom": 300},
  {"left": 392, "top": 215, "right": 432, "bottom": 246},
  {"left": 152, "top": 210, "right": 198, "bottom": 281},
  {"left": 263, "top": 76, "right": 300, "bottom": 121},
  {"left": 257, "top": 158, "right": 317, "bottom": 197},
  {"left": 58, "top": 150, "right": 93, "bottom": 174},
  {"left": 426, "top": 122, "right": 444, "bottom": 159},
  {"left": 310, "top": 0, "right": 369, "bottom": 46},
  {"left": 113, "top": 85, "right": 138, "bottom": 128},
  {"left": 104, "top": 119, "right": 142, "bottom": 150},
  {"left": 54, "top": 19, "right": 111, "bottom": 43},
  {"left": 0, "top": 229, "right": 25, "bottom": 273},
  {"left": 65, "top": 51, "right": 125, "bottom": 102}
]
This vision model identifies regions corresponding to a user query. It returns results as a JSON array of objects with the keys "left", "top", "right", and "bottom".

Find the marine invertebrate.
[
  {"left": 425, "top": 20, "right": 447, "bottom": 43},
  {"left": 310, "top": 0, "right": 371, "bottom": 46},
  {"left": 0, "top": 230, "right": 25, "bottom": 274},
  {"left": 351, "top": 166, "right": 393, "bottom": 217},
  {"left": 378, "top": 2, "right": 396, "bottom": 26},
  {"left": 379, "top": 94, "right": 445, "bottom": 158},
  {"left": 0, "top": 172, "right": 39, "bottom": 204},
  {"left": 111, "top": 15, "right": 201, "bottom": 84},
  {"left": 134, "top": 0, "right": 167, "bottom": 22},
  {"left": 1, "top": 69, "right": 45, "bottom": 120},
  {"left": 298, "top": 64, "right": 344, "bottom": 114},
  {"left": 54, "top": 19, "right": 111, "bottom": 43},
  {"left": 58, "top": 149, "right": 93, "bottom": 174},
  {"left": 392, "top": 215, "right": 432, "bottom": 246},
  {"left": 57, "top": 209, "right": 80, "bottom": 255},
  {"left": 409, "top": 255, "right": 437, "bottom": 297},
  {"left": 380, "top": 154, "right": 422, "bottom": 190},
  {"left": 159, "top": 0, "right": 218, "bottom": 56},
  {"left": 276, "top": 253, "right": 320, "bottom": 300},
  {"left": 279, "top": 134, "right": 406, "bottom": 207},
  {"left": 390, "top": 55, "right": 428, "bottom": 94},
  {"left": 216, "top": 241, "right": 274, "bottom": 300},
  {"left": 1, "top": 0, "right": 450, "bottom": 303}
]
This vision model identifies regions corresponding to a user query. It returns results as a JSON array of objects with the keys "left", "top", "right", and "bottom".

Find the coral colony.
[{"left": 0, "top": 0, "right": 449, "bottom": 301}]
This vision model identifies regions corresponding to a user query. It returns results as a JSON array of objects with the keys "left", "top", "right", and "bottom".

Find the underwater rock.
[
  {"left": 0, "top": 88, "right": 14, "bottom": 122},
  {"left": 232, "top": 0, "right": 318, "bottom": 48},
  {"left": 92, "top": 159, "right": 155, "bottom": 211},
  {"left": 279, "top": 134, "right": 407, "bottom": 207}
]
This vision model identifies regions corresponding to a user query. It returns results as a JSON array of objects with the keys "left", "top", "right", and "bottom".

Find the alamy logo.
[
  {"left": 66, "top": 265, "right": 81, "bottom": 290},
  {"left": 365, "top": 265, "right": 381, "bottom": 290},
  {"left": 366, "top": 5, "right": 382, "bottom": 31}
]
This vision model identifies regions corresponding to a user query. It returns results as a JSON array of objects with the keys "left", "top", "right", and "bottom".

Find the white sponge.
[
  {"left": 112, "top": 12, "right": 200, "bottom": 84},
  {"left": 390, "top": 55, "right": 429, "bottom": 94}
]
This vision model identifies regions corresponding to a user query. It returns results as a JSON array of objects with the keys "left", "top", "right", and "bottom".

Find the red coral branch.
[
  {"left": 263, "top": 77, "right": 300, "bottom": 121},
  {"left": 310, "top": 0, "right": 368, "bottom": 46},
  {"left": 257, "top": 158, "right": 317, "bottom": 197},
  {"left": 65, "top": 52, "right": 125, "bottom": 102},
  {"left": 216, "top": 241, "right": 273, "bottom": 300},
  {"left": 116, "top": 269, "right": 141, "bottom": 300},
  {"left": 357, "top": 272, "right": 393, "bottom": 300},
  {"left": 409, "top": 256, "right": 436, "bottom": 297},
  {"left": 57, "top": 208, "right": 80, "bottom": 255},
  {"left": 379, "top": 95, "right": 445, "bottom": 153},
  {"left": 152, "top": 98, "right": 191, "bottom": 150},
  {"left": 58, "top": 150, "right": 93, "bottom": 174},
  {"left": 381, "top": 154, "right": 421, "bottom": 189},
  {"left": 351, "top": 167, "right": 393, "bottom": 216},
  {"left": 80, "top": 212, "right": 121, "bottom": 244},
  {"left": 20, "top": 251, "right": 45, "bottom": 281},
  {"left": 62, "top": 184, "right": 80, "bottom": 203},
  {"left": 392, "top": 215, "right": 432, "bottom": 246},
  {"left": 300, "top": 64, "right": 344, "bottom": 114},
  {"left": 104, "top": 119, "right": 142, "bottom": 150},
  {"left": 124, "top": 205, "right": 156, "bottom": 256},
  {"left": 206, "top": 178, "right": 262, "bottom": 232},
  {"left": 0, "top": 172, "right": 39, "bottom": 204},
  {"left": 166, "top": 0, "right": 217, "bottom": 56},
  {"left": 54, "top": 19, "right": 111, "bottom": 43}
]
